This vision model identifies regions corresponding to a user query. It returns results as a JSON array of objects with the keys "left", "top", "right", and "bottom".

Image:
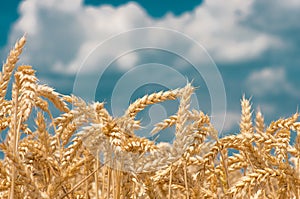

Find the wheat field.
[{"left": 0, "top": 36, "right": 300, "bottom": 199}]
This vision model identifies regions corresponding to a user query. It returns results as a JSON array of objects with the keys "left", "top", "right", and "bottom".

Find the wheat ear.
[
  {"left": 125, "top": 88, "right": 182, "bottom": 119},
  {"left": 0, "top": 36, "right": 26, "bottom": 105}
]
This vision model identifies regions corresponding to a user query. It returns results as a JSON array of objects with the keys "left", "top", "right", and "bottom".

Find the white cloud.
[
  {"left": 212, "top": 111, "right": 240, "bottom": 134},
  {"left": 3, "top": 0, "right": 286, "bottom": 75},
  {"left": 256, "top": 103, "right": 276, "bottom": 116},
  {"left": 116, "top": 52, "right": 138, "bottom": 70},
  {"left": 246, "top": 67, "right": 300, "bottom": 98}
]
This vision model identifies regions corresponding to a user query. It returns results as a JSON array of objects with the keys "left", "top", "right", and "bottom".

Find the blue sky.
[{"left": 1, "top": 0, "right": 300, "bottom": 140}]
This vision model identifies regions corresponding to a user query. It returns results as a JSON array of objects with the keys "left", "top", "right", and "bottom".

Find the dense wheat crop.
[{"left": 0, "top": 36, "right": 300, "bottom": 199}]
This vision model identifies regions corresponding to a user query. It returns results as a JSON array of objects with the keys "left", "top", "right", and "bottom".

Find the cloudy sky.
[{"left": 1, "top": 0, "right": 300, "bottom": 140}]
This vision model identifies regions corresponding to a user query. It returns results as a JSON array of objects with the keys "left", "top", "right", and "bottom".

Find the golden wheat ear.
[
  {"left": 0, "top": 36, "right": 27, "bottom": 133},
  {"left": 240, "top": 95, "right": 254, "bottom": 136},
  {"left": 124, "top": 87, "right": 182, "bottom": 119},
  {"left": 36, "top": 84, "right": 69, "bottom": 113},
  {"left": 0, "top": 36, "right": 26, "bottom": 103},
  {"left": 13, "top": 65, "right": 38, "bottom": 122},
  {"left": 255, "top": 108, "right": 265, "bottom": 134}
]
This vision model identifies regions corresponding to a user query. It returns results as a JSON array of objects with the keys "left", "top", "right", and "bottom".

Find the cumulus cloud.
[
  {"left": 213, "top": 111, "right": 240, "bottom": 134},
  {"left": 3, "top": 0, "right": 286, "bottom": 75},
  {"left": 3, "top": 0, "right": 299, "bottom": 130},
  {"left": 246, "top": 0, "right": 300, "bottom": 35},
  {"left": 246, "top": 67, "right": 300, "bottom": 98},
  {"left": 115, "top": 52, "right": 139, "bottom": 70}
]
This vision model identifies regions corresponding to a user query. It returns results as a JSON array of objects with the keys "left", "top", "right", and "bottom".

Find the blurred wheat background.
[{"left": 0, "top": 36, "right": 300, "bottom": 199}]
